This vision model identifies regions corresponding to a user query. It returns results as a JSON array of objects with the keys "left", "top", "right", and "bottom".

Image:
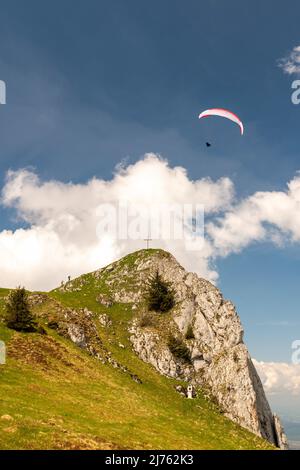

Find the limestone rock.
[
  {"left": 1, "top": 415, "right": 13, "bottom": 421},
  {"left": 98, "top": 314, "right": 112, "bottom": 328},
  {"left": 96, "top": 294, "right": 113, "bottom": 307},
  {"left": 273, "top": 414, "right": 289, "bottom": 450}
]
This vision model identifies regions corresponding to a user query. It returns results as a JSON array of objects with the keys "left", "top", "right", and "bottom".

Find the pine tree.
[
  {"left": 146, "top": 271, "right": 175, "bottom": 313},
  {"left": 167, "top": 335, "right": 191, "bottom": 363},
  {"left": 5, "top": 287, "right": 38, "bottom": 332}
]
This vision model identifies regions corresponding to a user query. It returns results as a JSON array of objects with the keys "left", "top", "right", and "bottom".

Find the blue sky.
[{"left": 0, "top": 0, "right": 300, "bottom": 399}]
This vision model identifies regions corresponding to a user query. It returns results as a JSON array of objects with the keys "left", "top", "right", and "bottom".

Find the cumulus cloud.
[
  {"left": 2, "top": 153, "right": 300, "bottom": 291},
  {"left": 253, "top": 359, "right": 300, "bottom": 396},
  {"left": 0, "top": 154, "right": 233, "bottom": 290},
  {"left": 278, "top": 45, "right": 300, "bottom": 75},
  {"left": 208, "top": 174, "right": 300, "bottom": 256}
]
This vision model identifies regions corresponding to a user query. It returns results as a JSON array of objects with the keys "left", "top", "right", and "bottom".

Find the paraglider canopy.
[{"left": 199, "top": 108, "right": 244, "bottom": 135}]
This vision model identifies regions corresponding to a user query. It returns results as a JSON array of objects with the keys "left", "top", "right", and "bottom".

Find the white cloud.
[
  {"left": 253, "top": 359, "right": 300, "bottom": 396},
  {"left": 0, "top": 154, "right": 233, "bottom": 290},
  {"left": 2, "top": 153, "right": 300, "bottom": 291},
  {"left": 208, "top": 174, "right": 300, "bottom": 256},
  {"left": 278, "top": 45, "right": 300, "bottom": 75}
]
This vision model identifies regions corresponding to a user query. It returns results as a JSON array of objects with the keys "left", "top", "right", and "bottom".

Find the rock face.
[
  {"left": 93, "top": 249, "right": 287, "bottom": 448},
  {"left": 273, "top": 414, "right": 289, "bottom": 450}
]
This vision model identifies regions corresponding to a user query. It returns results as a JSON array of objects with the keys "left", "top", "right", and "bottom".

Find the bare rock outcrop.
[{"left": 273, "top": 414, "right": 289, "bottom": 450}]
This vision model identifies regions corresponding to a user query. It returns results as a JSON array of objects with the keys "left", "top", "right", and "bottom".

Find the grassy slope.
[{"left": 0, "top": 258, "right": 274, "bottom": 450}]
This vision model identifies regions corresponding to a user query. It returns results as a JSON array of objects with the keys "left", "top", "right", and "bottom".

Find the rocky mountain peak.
[{"left": 60, "top": 249, "right": 288, "bottom": 449}]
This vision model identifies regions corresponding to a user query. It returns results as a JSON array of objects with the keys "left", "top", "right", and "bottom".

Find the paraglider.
[{"left": 199, "top": 108, "right": 244, "bottom": 135}]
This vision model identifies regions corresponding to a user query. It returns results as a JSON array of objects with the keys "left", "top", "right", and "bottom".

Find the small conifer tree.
[
  {"left": 167, "top": 335, "right": 192, "bottom": 363},
  {"left": 5, "top": 287, "right": 38, "bottom": 332},
  {"left": 185, "top": 324, "right": 195, "bottom": 340},
  {"left": 146, "top": 271, "right": 175, "bottom": 313}
]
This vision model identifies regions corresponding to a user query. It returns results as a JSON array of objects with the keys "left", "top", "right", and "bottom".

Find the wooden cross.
[{"left": 144, "top": 237, "right": 152, "bottom": 249}]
